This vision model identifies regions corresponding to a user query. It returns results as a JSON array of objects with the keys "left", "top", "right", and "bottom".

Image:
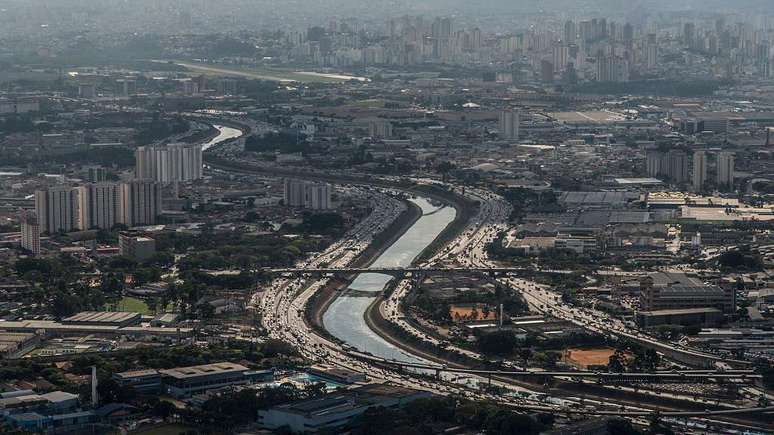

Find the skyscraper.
[
  {"left": 119, "top": 180, "right": 162, "bottom": 227},
  {"left": 20, "top": 211, "right": 40, "bottom": 255},
  {"left": 623, "top": 23, "right": 634, "bottom": 49},
  {"left": 499, "top": 108, "right": 520, "bottom": 141},
  {"left": 692, "top": 151, "right": 708, "bottom": 192},
  {"left": 683, "top": 22, "right": 696, "bottom": 47},
  {"left": 564, "top": 20, "right": 576, "bottom": 43},
  {"left": 716, "top": 152, "right": 735, "bottom": 189},
  {"left": 552, "top": 44, "right": 569, "bottom": 72},
  {"left": 35, "top": 186, "right": 79, "bottom": 234},
  {"left": 77, "top": 183, "right": 121, "bottom": 230},
  {"left": 645, "top": 34, "right": 658, "bottom": 70}
]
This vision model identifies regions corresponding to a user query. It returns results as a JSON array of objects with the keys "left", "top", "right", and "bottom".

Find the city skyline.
[{"left": 0, "top": 1, "right": 772, "bottom": 434}]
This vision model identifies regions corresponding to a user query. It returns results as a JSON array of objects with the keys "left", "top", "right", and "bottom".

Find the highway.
[
  {"left": 247, "top": 183, "right": 769, "bottom": 431},
  {"left": 200, "top": 144, "right": 771, "bottom": 431}
]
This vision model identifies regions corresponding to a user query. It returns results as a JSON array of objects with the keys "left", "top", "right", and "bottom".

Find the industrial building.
[
  {"left": 258, "top": 384, "right": 431, "bottom": 433},
  {"left": 639, "top": 271, "right": 735, "bottom": 314},
  {"left": 113, "top": 363, "right": 273, "bottom": 398},
  {"left": 62, "top": 312, "right": 142, "bottom": 327},
  {"left": 636, "top": 308, "right": 723, "bottom": 328}
]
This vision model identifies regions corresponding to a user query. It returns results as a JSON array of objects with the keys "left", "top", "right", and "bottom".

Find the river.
[
  {"left": 323, "top": 198, "right": 456, "bottom": 363},
  {"left": 202, "top": 124, "right": 243, "bottom": 151}
]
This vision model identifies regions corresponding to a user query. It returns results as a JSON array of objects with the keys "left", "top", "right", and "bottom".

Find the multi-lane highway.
[{"left": 199, "top": 130, "right": 771, "bottom": 429}]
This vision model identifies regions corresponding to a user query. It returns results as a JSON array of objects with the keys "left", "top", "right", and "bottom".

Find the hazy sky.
[{"left": 1, "top": 0, "right": 773, "bottom": 38}]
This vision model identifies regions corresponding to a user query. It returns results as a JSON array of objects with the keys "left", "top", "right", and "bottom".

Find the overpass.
[
  {"left": 348, "top": 350, "right": 762, "bottom": 385},
  {"left": 264, "top": 266, "right": 574, "bottom": 278}
]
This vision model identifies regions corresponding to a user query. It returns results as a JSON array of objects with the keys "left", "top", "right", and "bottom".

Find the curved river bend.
[
  {"left": 202, "top": 124, "right": 243, "bottom": 151},
  {"left": 323, "top": 198, "right": 456, "bottom": 364}
]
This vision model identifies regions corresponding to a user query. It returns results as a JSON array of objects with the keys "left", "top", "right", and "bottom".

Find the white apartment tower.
[
  {"left": 499, "top": 108, "right": 520, "bottom": 141},
  {"left": 119, "top": 180, "right": 163, "bottom": 227},
  {"left": 135, "top": 143, "right": 203, "bottom": 183},
  {"left": 77, "top": 183, "right": 121, "bottom": 230},
  {"left": 716, "top": 151, "right": 735, "bottom": 189},
  {"left": 307, "top": 183, "right": 332, "bottom": 210},
  {"left": 20, "top": 211, "right": 40, "bottom": 255},
  {"left": 34, "top": 186, "right": 79, "bottom": 234},
  {"left": 692, "top": 151, "right": 708, "bottom": 192},
  {"left": 284, "top": 179, "right": 332, "bottom": 210},
  {"left": 284, "top": 178, "right": 307, "bottom": 208},
  {"left": 369, "top": 120, "right": 393, "bottom": 139}
]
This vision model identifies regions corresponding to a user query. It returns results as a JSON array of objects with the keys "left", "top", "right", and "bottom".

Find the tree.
[
  {"left": 477, "top": 330, "right": 519, "bottom": 356},
  {"left": 100, "top": 273, "right": 124, "bottom": 293},
  {"left": 200, "top": 389, "right": 260, "bottom": 428},
  {"left": 404, "top": 397, "right": 455, "bottom": 424},
  {"left": 636, "top": 348, "right": 660, "bottom": 371},
  {"left": 97, "top": 378, "right": 136, "bottom": 404},
  {"left": 152, "top": 400, "right": 177, "bottom": 419},
  {"left": 352, "top": 407, "right": 403, "bottom": 435},
  {"left": 52, "top": 292, "right": 82, "bottom": 317},
  {"left": 146, "top": 298, "right": 159, "bottom": 315},
  {"left": 483, "top": 410, "right": 544, "bottom": 435},
  {"left": 607, "top": 418, "right": 639, "bottom": 435},
  {"left": 717, "top": 248, "right": 763, "bottom": 272},
  {"left": 519, "top": 348, "right": 533, "bottom": 366},
  {"left": 262, "top": 339, "right": 299, "bottom": 358},
  {"left": 647, "top": 417, "right": 675, "bottom": 435},
  {"left": 196, "top": 303, "right": 216, "bottom": 319},
  {"left": 608, "top": 352, "right": 625, "bottom": 373}
]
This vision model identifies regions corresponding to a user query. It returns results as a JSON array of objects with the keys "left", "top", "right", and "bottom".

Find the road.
[{"left": 200, "top": 142, "right": 771, "bottom": 430}]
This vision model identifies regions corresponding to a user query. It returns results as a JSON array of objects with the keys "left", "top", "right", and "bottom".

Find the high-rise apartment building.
[
  {"left": 87, "top": 166, "right": 108, "bottom": 183},
  {"left": 646, "top": 149, "right": 689, "bottom": 184},
  {"left": 645, "top": 150, "right": 664, "bottom": 178},
  {"left": 499, "top": 108, "right": 520, "bottom": 141},
  {"left": 369, "top": 120, "right": 393, "bottom": 139},
  {"left": 283, "top": 179, "right": 332, "bottom": 210},
  {"left": 716, "top": 151, "right": 735, "bottom": 189},
  {"left": 623, "top": 23, "right": 634, "bottom": 49},
  {"left": 119, "top": 181, "right": 163, "bottom": 227},
  {"left": 135, "top": 143, "right": 203, "bottom": 183},
  {"left": 35, "top": 186, "right": 79, "bottom": 234},
  {"left": 692, "top": 151, "right": 708, "bottom": 192},
  {"left": 645, "top": 34, "right": 659, "bottom": 70},
  {"left": 306, "top": 183, "right": 332, "bottom": 210},
  {"left": 20, "top": 211, "right": 40, "bottom": 255},
  {"left": 596, "top": 55, "right": 629, "bottom": 82},
  {"left": 77, "top": 183, "right": 121, "bottom": 230},
  {"left": 564, "top": 20, "right": 576, "bottom": 43},
  {"left": 552, "top": 44, "right": 569, "bottom": 72},
  {"left": 667, "top": 150, "right": 689, "bottom": 183}
]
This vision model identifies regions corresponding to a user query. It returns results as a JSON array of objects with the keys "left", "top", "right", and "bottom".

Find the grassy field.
[
  {"left": 116, "top": 297, "right": 151, "bottom": 314},
  {"left": 171, "top": 60, "right": 349, "bottom": 83}
]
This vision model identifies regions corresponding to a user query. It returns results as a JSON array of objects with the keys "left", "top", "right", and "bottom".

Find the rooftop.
[
  {"left": 639, "top": 308, "right": 723, "bottom": 316},
  {"left": 159, "top": 362, "right": 249, "bottom": 379},
  {"left": 62, "top": 311, "right": 140, "bottom": 324},
  {"left": 113, "top": 369, "right": 161, "bottom": 380}
]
